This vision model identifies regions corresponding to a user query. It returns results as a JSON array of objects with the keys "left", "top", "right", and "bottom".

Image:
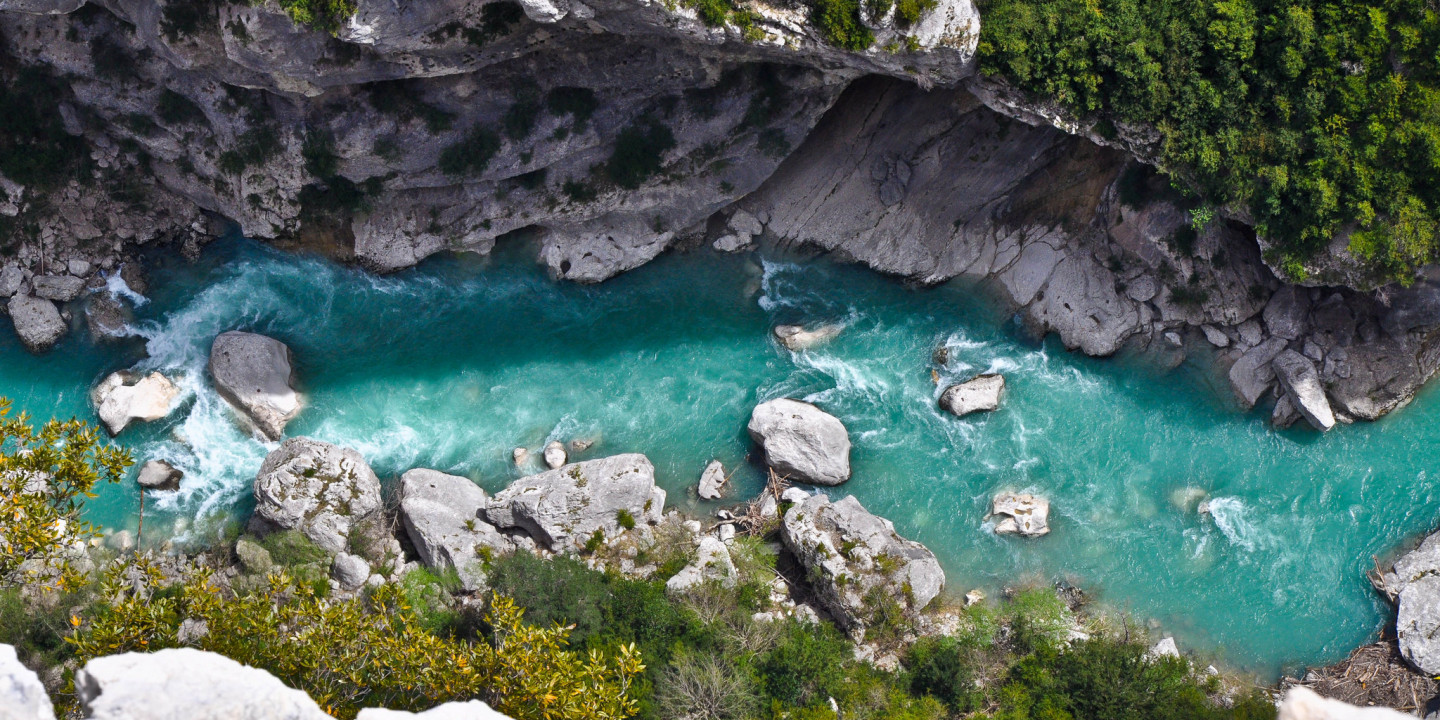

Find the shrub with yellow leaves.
[
  {"left": 0, "top": 399, "right": 132, "bottom": 591},
  {"left": 69, "top": 558, "right": 645, "bottom": 720}
]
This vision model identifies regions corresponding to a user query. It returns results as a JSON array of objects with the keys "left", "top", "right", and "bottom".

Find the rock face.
[
  {"left": 399, "top": 468, "right": 519, "bottom": 591},
  {"left": 91, "top": 371, "right": 180, "bottom": 435},
  {"left": 665, "top": 536, "right": 738, "bottom": 595},
  {"left": 989, "top": 492, "right": 1050, "bottom": 537},
  {"left": 773, "top": 324, "right": 843, "bottom": 351},
  {"left": 1272, "top": 350, "right": 1336, "bottom": 430},
  {"left": 74, "top": 648, "right": 330, "bottom": 720},
  {"left": 0, "top": 644, "right": 55, "bottom": 720},
  {"left": 939, "top": 374, "right": 1005, "bottom": 417},
  {"left": 485, "top": 454, "right": 664, "bottom": 552},
  {"left": 747, "top": 399, "right": 851, "bottom": 486},
  {"left": 135, "top": 459, "right": 183, "bottom": 491},
  {"left": 697, "top": 459, "right": 726, "bottom": 500},
  {"left": 253, "top": 438, "right": 383, "bottom": 554},
  {"left": 780, "top": 493, "right": 944, "bottom": 632},
  {"left": 209, "top": 331, "right": 300, "bottom": 441},
  {"left": 7, "top": 294, "right": 65, "bottom": 352}
]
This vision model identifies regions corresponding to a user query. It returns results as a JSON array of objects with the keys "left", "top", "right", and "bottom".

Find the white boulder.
[
  {"left": 135, "top": 460, "right": 183, "bottom": 491},
  {"left": 1272, "top": 350, "right": 1336, "bottom": 431},
  {"left": 773, "top": 324, "right": 843, "bottom": 351},
  {"left": 747, "top": 399, "right": 851, "bottom": 486},
  {"left": 91, "top": 371, "right": 180, "bottom": 435},
  {"left": 543, "top": 441, "right": 566, "bottom": 469},
  {"left": 358, "top": 701, "right": 512, "bottom": 719},
  {"left": 74, "top": 648, "right": 329, "bottom": 720},
  {"left": 989, "top": 492, "right": 1050, "bottom": 537},
  {"left": 0, "top": 644, "right": 55, "bottom": 720},
  {"left": 485, "top": 454, "right": 664, "bottom": 552},
  {"left": 208, "top": 331, "right": 300, "bottom": 441},
  {"left": 253, "top": 438, "right": 383, "bottom": 554},
  {"left": 1277, "top": 687, "right": 1411, "bottom": 720},
  {"left": 939, "top": 374, "right": 1005, "bottom": 417},
  {"left": 399, "top": 468, "right": 519, "bottom": 591},
  {"left": 7, "top": 294, "right": 66, "bottom": 353},
  {"left": 698, "top": 460, "right": 726, "bottom": 500}
]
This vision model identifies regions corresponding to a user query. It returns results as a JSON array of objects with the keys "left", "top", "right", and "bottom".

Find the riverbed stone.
[
  {"left": 8, "top": 294, "right": 66, "bottom": 352},
  {"left": 1263, "top": 285, "right": 1310, "bottom": 340},
  {"left": 399, "top": 468, "right": 519, "bottom": 591},
  {"left": 0, "top": 264, "right": 22, "bottom": 298},
  {"left": 543, "top": 441, "right": 566, "bottom": 469},
  {"left": 91, "top": 371, "right": 180, "bottom": 435},
  {"left": 665, "top": 536, "right": 737, "bottom": 595},
  {"left": 485, "top": 454, "right": 665, "bottom": 552},
  {"left": 0, "top": 644, "right": 55, "bottom": 720},
  {"left": 939, "top": 374, "right": 1005, "bottom": 417},
  {"left": 773, "top": 324, "right": 843, "bottom": 351},
  {"left": 85, "top": 292, "right": 131, "bottom": 340},
  {"left": 209, "top": 331, "right": 300, "bottom": 441},
  {"left": 75, "top": 648, "right": 330, "bottom": 720},
  {"left": 331, "top": 552, "right": 370, "bottom": 590},
  {"left": 747, "top": 399, "right": 851, "bottom": 486},
  {"left": 989, "top": 492, "right": 1050, "bottom": 537},
  {"left": 698, "top": 460, "right": 726, "bottom": 500},
  {"left": 1200, "top": 325, "right": 1229, "bottom": 348},
  {"left": 1272, "top": 350, "right": 1336, "bottom": 431},
  {"left": 136, "top": 460, "right": 183, "bottom": 491},
  {"left": 31, "top": 274, "right": 84, "bottom": 302},
  {"left": 1228, "top": 336, "right": 1288, "bottom": 408},
  {"left": 780, "top": 493, "right": 944, "bottom": 633},
  {"left": 253, "top": 438, "right": 383, "bottom": 554}
]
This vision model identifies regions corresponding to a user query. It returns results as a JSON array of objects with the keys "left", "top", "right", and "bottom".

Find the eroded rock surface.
[
  {"left": 939, "top": 374, "right": 1004, "bottom": 417},
  {"left": 75, "top": 648, "right": 330, "bottom": 720},
  {"left": 0, "top": 644, "right": 54, "bottom": 720},
  {"left": 253, "top": 437, "right": 383, "bottom": 554},
  {"left": 747, "top": 398, "right": 851, "bottom": 486},
  {"left": 91, "top": 371, "right": 180, "bottom": 435},
  {"left": 484, "top": 453, "right": 664, "bottom": 552},
  {"left": 209, "top": 331, "right": 300, "bottom": 440},
  {"left": 7, "top": 294, "right": 66, "bottom": 352},
  {"left": 1376, "top": 530, "right": 1440, "bottom": 674},
  {"left": 399, "top": 468, "right": 521, "bottom": 590}
]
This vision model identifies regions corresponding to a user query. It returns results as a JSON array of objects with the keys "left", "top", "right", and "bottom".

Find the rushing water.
[{"left": 4, "top": 235, "right": 1439, "bottom": 678}]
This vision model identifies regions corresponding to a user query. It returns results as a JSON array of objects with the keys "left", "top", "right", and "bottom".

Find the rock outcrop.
[
  {"left": 7, "top": 294, "right": 66, "bottom": 353},
  {"left": 939, "top": 374, "right": 1005, "bottom": 417},
  {"left": 485, "top": 454, "right": 664, "bottom": 552},
  {"left": 747, "top": 399, "right": 851, "bottom": 486},
  {"left": 90, "top": 371, "right": 180, "bottom": 435},
  {"left": 74, "top": 648, "right": 331, "bottom": 720},
  {"left": 399, "top": 468, "right": 520, "bottom": 591},
  {"left": 697, "top": 459, "right": 726, "bottom": 500},
  {"left": 665, "top": 536, "right": 738, "bottom": 595},
  {"left": 209, "top": 331, "right": 300, "bottom": 441},
  {"left": 135, "top": 459, "right": 183, "bottom": 491},
  {"left": 1374, "top": 530, "right": 1440, "bottom": 674},
  {"left": 0, "top": 644, "right": 55, "bottom": 720},
  {"left": 780, "top": 493, "right": 944, "bottom": 632},
  {"left": 252, "top": 438, "right": 383, "bottom": 554},
  {"left": 1277, "top": 687, "right": 1411, "bottom": 720},
  {"left": 988, "top": 492, "right": 1050, "bottom": 537},
  {"left": 1272, "top": 350, "right": 1336, "bottom": 431}
]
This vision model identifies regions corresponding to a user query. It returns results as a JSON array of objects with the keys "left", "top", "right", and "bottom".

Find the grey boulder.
[
  {"left": 1228, "top": 337, "right": 1288, "bottom": 409},
  {"left": 665, "top": 536, "right": 737, "bottom": 595},
  {"left": 1272, "top": 350, "right": 1336, "bottom": 430},
  {"left": 85, "top": 292, "right": 131, "bottom": 340},
  {"left": 989, "top": 492, "right": 1050, "bottom": 537},
  {"left": 773, "top": 324, "right": 843, "bottom": 351},
  {"left": 698, "top": 460, "right": 726, "bottom": 500},
  {"left": 75, "top": 648, "right": 329, "bottom": 720},
  {"left": 331, "top": 552, "right": 371, "bottom": 591},
  {"left": 30, "top": 274, "right": 84, "bottom": 302},
  {"left": 209, "top": 331, "right": 300, "bottom": 441},
  {"left": 747, "top": 399, "right": 851, "bottom": 486},
  {"left": 485, "top": 454, "right": 664, "bottom": 552},
  {"left": 399, "top": 468, "right": 520, "bottom": 591},
  {"left": 7, "top": 294, "right": 66, "bottom": 353},
  {"left": 253, "top": 438, "right": 382, "bottom": 554},
  {"left": 0, "top": 644, "right": 55, "bottom": 720},
  {"left": 1377, "top": 530, "right": 1440, "bottom": 674},
  {"left": 939, "top": 374, "right": 1005, "bottom": 417},
  {"left": 136, "top": 460, "right": 183, "bottom": 492},
  {"left": 780, "top": 493, "right": 944, "bottom": 633}
]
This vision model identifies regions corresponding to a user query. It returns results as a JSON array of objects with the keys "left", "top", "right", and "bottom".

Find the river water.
[{"left": 5, "top": 235, "right": 1438, "bottom": 677}]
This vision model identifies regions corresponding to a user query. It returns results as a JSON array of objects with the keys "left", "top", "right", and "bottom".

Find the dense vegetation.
[{"left": 978, "top": 0, "right": 1440, "bottom": 284}]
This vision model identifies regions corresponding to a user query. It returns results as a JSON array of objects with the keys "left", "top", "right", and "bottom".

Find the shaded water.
[{"left": 5, "top": 236, "right": 1438, "bottom": 677}]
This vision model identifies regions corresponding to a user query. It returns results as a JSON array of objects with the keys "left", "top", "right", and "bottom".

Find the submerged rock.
[
  {"left": 939, "top": 374, "right": 1005, "bottom": 417},
  {"left": 665, "top": 536, "right": 738, "bottom": 595},
  {"left": 485, "top": 454, "right": 665, "bottom": 552},
  {"left": 747, "top": 399, "right": 851, "bottom": 486},
  {"left": 135, "top": 459, "right": 183, "bottom": 492},
  {"left": 781, "top": 493, "right": 944, "bottom": 633},
  {"left": 773, "top": 324, "right": 843, "bottom": 351},
  {"left": 0, "top": 644, "right": 55, "bottom": 720},
  {"left": 8, "top": 294, "right": 66, "bottom": 352},
  {"left": 91, "top": 371, "right": 180, "bottom": 435},
  {"left": 75, "top": 648, "right": 330, "bottom": 720},
  {"left": 698, "top": 459, "right": 727, "bottom": 500},
  {"left": 989, "top": 492, "right": 1050, "bottom": 537},
  {"left": 399, "top": 468, "right": 520, "bottom": 591},
  {"left": 1272, "top": 350, "right": 1336, "bottom": 431},
  {"left": 252, "top": 438, "right": 383, "bottom": 554},
  {"left": 209, "top": 331, "right": 300, "bottom": 441}
]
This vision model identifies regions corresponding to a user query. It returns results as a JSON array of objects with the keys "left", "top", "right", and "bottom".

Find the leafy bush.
[
  {"left": 607, "top": 117, "right": 676, "bottom": 189},
  {"left": 438, "top": 126, "right": 501, "bottom": 177},
  {"left": 276, "top": 0, "right": 357, "bottom": 34},
  {"left": 756, "top": 622, "right": 849, "bottom": 707},
  {"left": 903, "top": 636, "right": 982, "bottom": 711},
  {"left": 0, "top": 66, "right": 91, "bottom": 190},
  {"left": 563, "top": 179, "right": 597, "bottom": 202},
  {"left": 978, "top": 0, "right": 1440, "bottom": 284},
  {"left": 301, "top": 129, "right": 339, "bottom": 178},
  {"left": 894, "top": 0, "right": 936, "bottom": 25},
  {"left": 218, "top": 126, "right": 282, "bottom": 175},
  {"left": 366, "top": 80, "right": 455, "bottom": 134},
  {"left": 503, "top": 89, "right": 542, "bottom": 141},
  {"left": 161, "top": 0, "right": 230, "bottom": 41},
  {"left": 464, "top": 1, "right": 525, "bottom": 48},
  {"left": 157, "top": 89, "right": 207, "bottom": 125},
  {"left": 547, "top": 87, "right": 600, "bottom": 129},
  {"left": 811, "top": 0, "right": 874, "bottom": 50}
]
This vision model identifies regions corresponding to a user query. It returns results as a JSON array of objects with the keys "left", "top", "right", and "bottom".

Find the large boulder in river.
[
  {"left": 7, "top": 294, "right": 66, "bottom": 352},
  {"left": 0, "top": 644, "right": 55, "bottom": 720},
  {"left": 989, "top": 492, "right": 1050, "bottom": 537},
  {"left": 400, "top": 469, "right": 523, "bottom": 591},
  {"left": 939, "top": 374, "right": 1005, "bottom": 417},
  {"left": 75, "top": 648, "right": 329, "bottom": 720},
  {"left": 747, "top": 399, "right": 851, "bottom": 486},
  {"left": 209, "top": 331, "right": 300, "bottom": 441},
  {"left": 1272, "top": 350, "right": 1336, "bottom": 431},
  {"left": 773, "top": 324, "right": 842, "bottom": 351},
  {"left": 780, "top": 493, "right": 944, "bottom": 633},
  {"left": 91, "top": 371, "right": 180, "bottom": 435},
  {"left": 1228, "top": 337, "right": 1288, "bottom": 409},
  {"left": 253, "top": 438, "right": 382, "bottom": 554},
  {"left": 484, "top": 454, "right": 664, "bottom": 552},
  {"left": 136, "top": 460, "right": 183, "bottom": 492},
  {"left": 1375, "top": 530, "right": 1440, "bottom": 674}
]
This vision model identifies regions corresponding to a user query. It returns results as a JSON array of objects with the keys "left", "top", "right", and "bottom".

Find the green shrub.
[
  {"left": 157, "top": 89, "right": 207, "bottom": 125},
  {"left": 302, "top": 129, "right": 339, "bottom": 178},
  {"left": 502, "top": 91, "right": 542, "bottom": 141},
  {"left": 810, "top": 0, "right": 874, "bottom": 50},
  {"left": 514, "top": 168, "right": 547, "bottom": 189},
  {"left": 563, "top": 179, "right": 597, "bottom": 202},
  {"left": 547, "top": 87, "right": 599, "bottom": 130},
  {"left": 903, "top": 636, "right": 982, "bottom": 711},
  {"left": 1005, "top": 588, "right": 1074, "bottom": 654},
  {"left": 218, "top": 126, "right": 282, "bottom": 175},
  {"left": 161, "top": 0, "right": 229, "bottom": 41},
  {"left": 607, "top": 117, "right": 675, "bottom": 189},
  {"left": 438, "top": 126, "right": 501, "bottom": 177},
  {"left": 894, "top": 0, "right": 935, "bottom": 25},
  {"left": 617, "top": 509, "right": 637, "bottom": 530},
  {"left": 276, "top": 0, "right": 357, "bottom": 33},
  {"left": 367, "top": 80, "right": 455, "bottom": 134},
  {"left": 464, "top": 1, "right": 525, "bottom": 48},
  {"left": 256, "top": 531, "right": 329, "bottom": 568},
  {"left": 487, "top": 552, "right": 611, "bottom": 641},
  {"left": 757, "top": 622, "right": 849, "bottom": 707}
]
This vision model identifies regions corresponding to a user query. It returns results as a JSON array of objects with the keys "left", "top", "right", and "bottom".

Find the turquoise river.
[{"left": 4, "top": 236, "right": 1438, "bottom": 679}]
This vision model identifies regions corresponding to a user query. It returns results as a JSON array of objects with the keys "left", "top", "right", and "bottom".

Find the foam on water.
[{"left": 6, "top": 237, "right": 1440, "bottom": 677}]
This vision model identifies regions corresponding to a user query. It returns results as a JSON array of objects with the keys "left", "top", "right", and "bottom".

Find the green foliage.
[
  {"left": 0, "top": 65, "right": 91, "bottom": 190},
  {"left": 0, "top": 400, "right": 131, "bottom": 590},
  {"left": 161, "top": 0, "right": 233, "bottom": 41},
  {"left": 503, "top": 87, "right": 543, "bottom": 141},
  {"left": 156, "top": 89, "right": 206, "bottom": 125},
  {"left": 465, "top": 2, "right": 525, "bottom": 48},
  {"left": 811, "top": 0, "right": 874, "bottom": 50},
  {"left": 218, "top": 126, "right": 282, "bottom": 175},
  {"left": 276, "top": 0, "right": 358, "bottom": 34},
  {"left": 256, "top": 530, "right": 329, "bottom": 568},
  {"left": 563, "top": 179, "right": 598, "bottom": 202},
  {"left": 977, "top": 0, "right": 1440, "bottom": 284},
  {"left": 607, "top": 117, "right": 676, "bottom": 189},
  {"left": 903, "top": 636, "right": 982, "bottom": 711},
  {"left": 302, "top": 129, "right": 339, "bottom": 178},
  {"left": 894, "top": 0, "right": 936, "bottom": 25},
  {"left": 366, "top": 80, "right": 455, "bottom": 134},
  {"left": 0, "top": 587, "right": 78, "bottom": 670},
  {"left": 616, "top": 509, "right": 637, "bottom": 530},
  {"left": 757, "top": 622, "right": 849, "bottom": 707},
  {"left": 439, "top": 126, "right": 501, "bottom": 177},
  {"left": 1005, "top": 588, "right": 1075, "bottom": 654},
  {"left": 547, "top": 87, "right": 600, "bottom": 130}
]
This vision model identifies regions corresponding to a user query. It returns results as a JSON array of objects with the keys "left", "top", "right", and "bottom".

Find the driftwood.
[{"left": 1283, "top": 641, "right": 1437, "bottom": 715}]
